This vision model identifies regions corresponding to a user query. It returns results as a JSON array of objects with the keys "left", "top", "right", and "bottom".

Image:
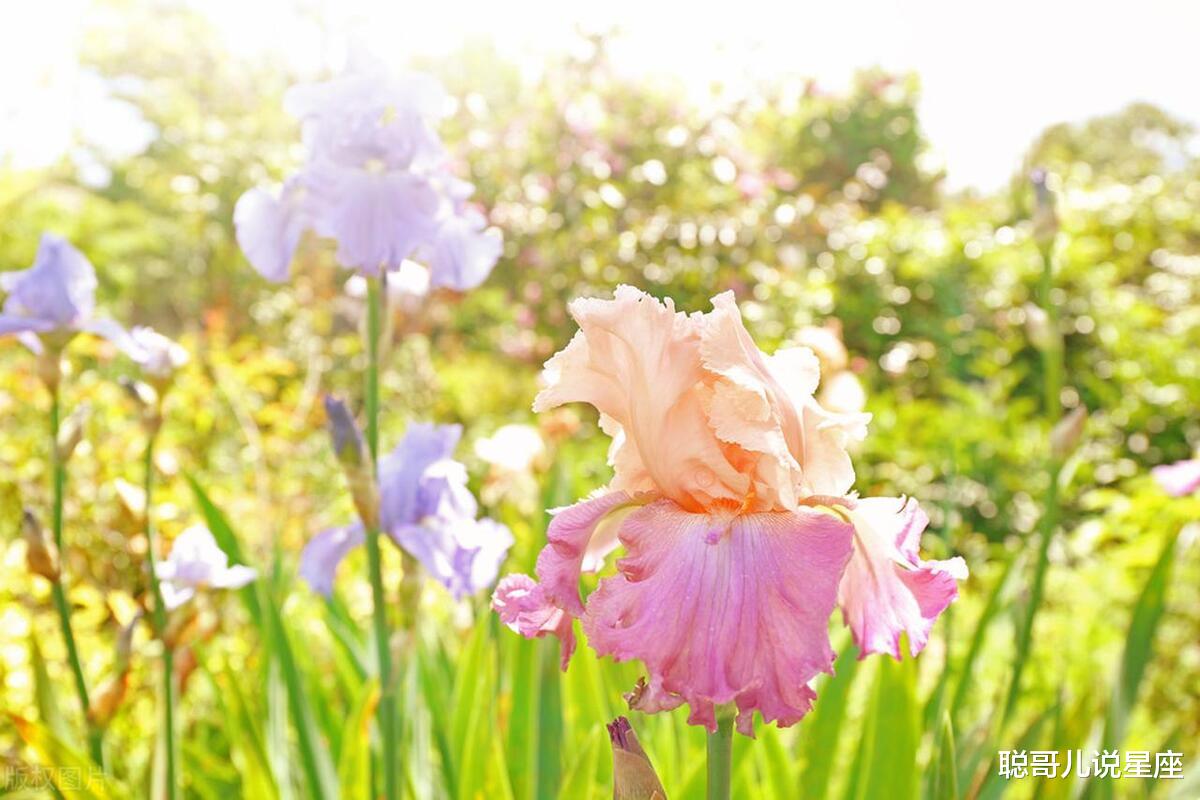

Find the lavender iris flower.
[
  {"left": 234, "top": 67, "right": 501, "bottom": 290},
  {"left": 300, "top": 422, "right": 513, "bottom": 599},
  {"left": 0, "top": 234, "right": 142, "bottom": 356},
  {"left": 156, "top": 525, "right": 258, "bottom": 611}
]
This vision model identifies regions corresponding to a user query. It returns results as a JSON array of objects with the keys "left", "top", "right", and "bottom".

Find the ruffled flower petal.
[
  {"left": 1152, "top": 458, "right": 1200, "bottom": 497},
  {"left": 427, "top": 208, "right": 502, "bottom": 291},
  {"left": 535, "top": 491, "right": 634, "bottom": 617},
  {"left": 582, "top": 499, "right": 854, "bottom": 734},
  {"left": 4, "top": 235, "right": 98, "bottom": 327},
  {"left": 157, "top": 525, "right": 258, "bottom": 609},
  {"left": 378, "top": 423, "right": 464, "bottom": 530},
  {"left": 534, "top": 286, "right": 749, "bottom": 511},
  {"left": 233, "top": 182, "right": 308, "bottom": 282},
  {"left": 307, "top": 165, "right": 440, "bottom": 275},
  {"left": 838, "top": 497, "right": 966, "bottom": 659},
  {"left": 492, "top": 573, "right": 576, "bottom": 668},
  {"left": 77, "top": 317, "right": 147, "bottom": 360},
  {"left": 299, "top": 523, "right": 366, "bottom": 596}
]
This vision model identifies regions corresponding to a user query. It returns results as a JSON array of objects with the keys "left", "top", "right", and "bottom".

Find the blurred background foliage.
[{"left": 1, "top": 3, "right": 1198, "bottom": 799}]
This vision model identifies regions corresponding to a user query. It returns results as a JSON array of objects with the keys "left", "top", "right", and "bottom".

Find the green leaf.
[
  {"left": 930, "top": 713, "right": 958, "bottom": 800},
  {"left": 556, "top": 729, "right": 603, "bottom": 800},
  {"left": 184, "top": 473, "right": 262, "bottom": 628},
  {"left": 8, "top": 714, "right": 131, "bottom": 800},
  {"left": 860, "top": 656, "right": 919, "bottom": 800},
  {"left": 337, "top": 679, "right": 379, "bottom": 798},
  {"left": 1088, "top": 529, "right": 1181, "bottom": 800},
  {"left": 801, "top": 645, "right": 861, "bottom": 799},
  {"left": 29, "top": 634, "right": 71, "bottom": 743},
  {"left": 949, "top": 552, "right": 1020, "bottom": 724},
  {"left": 210, "top": 666, "right": 280, "bottom": 800},
  {"left": 186, "top": 475, "right": 337, "bottom": 800}
]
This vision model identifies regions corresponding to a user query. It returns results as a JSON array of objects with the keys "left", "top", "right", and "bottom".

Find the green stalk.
[
  {"left": 1003, "top": 231, "right": 1064, "bottom": 723},
  {"left": 47, "top": 374, "right": 104, "bottom": 766},
  {"left": 365, "top": 274, "right": 399, "bottom": 800},
  {"left": 143, "top": 424, "right": 179, "bottom": 800},
  {"left": 706, "top": 716, "right": 734, "bottom": 800}
]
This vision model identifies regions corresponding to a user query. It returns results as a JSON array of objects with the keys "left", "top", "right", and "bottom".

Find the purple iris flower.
[
  {"left": 234, "top": 66, "right": 501, "bottom": 289},
  {"left": 300, "top": 422, "right": 513, "bottom": 599},
  {"left": 0, "top": 234, "right": 142, "bottom": 356}
]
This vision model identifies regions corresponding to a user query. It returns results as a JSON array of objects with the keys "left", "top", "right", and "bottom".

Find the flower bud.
[
  {"left": 1023, "top": 303, "right": 1057, "bottom": 352},
  {"left": 55, "top": 403, "right": 91, "bottom": 463},
  {"left": 88, "top": 672, "right": 129, "bottom": 729},
  {"left": 162, "top": 603, "right": 201, "bottom": 651},
  {"left": 325, "top": 395, "right": 380, "bottom": 531},
  {"left": 35, "top": 346, "right": 64, "bottom": 392},
  {"left": 21, "top": 510, "right": 60, "bottom": 582},
  {"left": 119, "top": 375, "right": 159, "bottom": 409},
  {"left": 1030, "top": 168, "right": 1058, "bottom": 249},
  {"left": 608, "top": 717, "right": 667, "bottom": 800},
  {"left": 1050, "top": 405, "right": 1087, "bottom": 460}
]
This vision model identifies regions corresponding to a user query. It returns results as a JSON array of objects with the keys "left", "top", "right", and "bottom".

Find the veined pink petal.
[
  {"left": 838, "top": 497, "right": 966, "bottom": 659},
  {"left": 536, "top": 491, "right": 634, "bottom": 617},
  {"left": 582, "top": 499, "right": 854, "bottom": 735},
  {"left": 1152, "top": 459, "right": 1200, "bottom": 497},
  {"left": 492, "top": 573, "right": 576, "bottom": 668}
]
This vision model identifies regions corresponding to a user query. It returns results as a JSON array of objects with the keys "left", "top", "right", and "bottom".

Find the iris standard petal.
[
  {"left": 533, "top": 286, "right": 749, "bottom": 510},
  {"left": 837, "top": 497, "right": 966, "bottom": 659},
  {"left": 378, "top": 423, "right": 463, "bottom": 530},
  {"left": 299, "top": 523, "right": 366, "bottom": 596},
  {"left": 582, "top": 499, "right": 854, "bottom": 734},
  {"left": 6, "top": 235, "right": 99, "bottom": 326},
  {"left": 306, "top": 165, "right": 440, "bottom": 275}
]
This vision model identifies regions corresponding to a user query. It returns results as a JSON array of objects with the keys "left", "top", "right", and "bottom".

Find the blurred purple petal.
[
  {"left": 427, "top": 208, "right": 502, "bottom": 291},
  {"left": 157, "top": 525, "right": 258, "bottom": 610},
  {"left": 233, "top": 182, "right": 308, "bottom": 282},
  {"left": 379, "top": 423, "right": 463, "bottom": 529},
  {"left": 78, "top": 317, "right": 147, "bottom": 360},
  {"left": 1152, "top": 459, "right": 1200, "bottom": 497},
  {"left": 299, "top": 523, "right": 366, "bottom": 596},
  {"left": 389, "top": 516, "right": 513, "bottom": 599},
  {"left": 128, "top": 326, "right": 189, "bottom": 379},
  {"left": 3, "top": 235, "right": 98, "bottom": 326},
  {"left": 307, "top": 166, "right": 440, "bottom": 275}
]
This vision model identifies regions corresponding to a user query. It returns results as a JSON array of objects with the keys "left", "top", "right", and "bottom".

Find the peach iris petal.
[
  {"left": 701, "top": 293, "right": 871, "bottom": 505},
  {"left": 533, "top": 286, "right": 749, "bottom": 511},
  {"left": 838, "top": 497, "right": 968, "bottom": 659},
  {"left": 582, "top": 500, "right": 854, "bottom": 735}
]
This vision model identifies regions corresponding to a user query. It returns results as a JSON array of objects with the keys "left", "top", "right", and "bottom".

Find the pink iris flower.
[{"left": 492, "top": 286, "right": 966, "bottom": 735}]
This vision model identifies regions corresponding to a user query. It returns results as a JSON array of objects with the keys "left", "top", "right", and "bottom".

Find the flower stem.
[
  {"left": 706, "top": 716, "right": 734, "bottom": 800},
  {"left": 142, "top": 427, "right": 179, "bottom": 800},
  {"left": 1003, "top": 233, "right": 1064, "bottom": 722},
  {"left": 48, "top": 377, "right": 104, "bottom": 766},
  {"left": 365, "top": 274, "right": 399, "bottom": 800}
]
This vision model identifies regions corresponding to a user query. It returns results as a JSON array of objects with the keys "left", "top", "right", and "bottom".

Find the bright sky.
[{"left": 2, "top": 0, "right": 1197, "bottom": 190}]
